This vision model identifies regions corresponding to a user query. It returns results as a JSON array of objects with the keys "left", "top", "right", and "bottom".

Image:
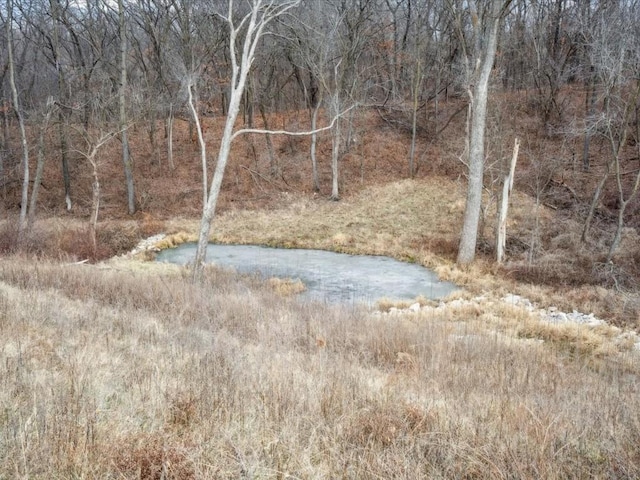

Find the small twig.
[
  {"left": 61, "top": 259, "right": 89, "bottom": 266},
  {"left": 239, "top": 165, "right": 267, "bottom": 192},
  {"left": 239, "top": 165, "right": 287, "bottom": 191},
  {"left": 549, "top": 178, "right": 580, "bottom": 202}
]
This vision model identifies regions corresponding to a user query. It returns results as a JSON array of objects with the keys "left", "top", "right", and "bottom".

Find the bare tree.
[
  {"left": 4, "top": 0, "right": 29, "bottom": 239},
  {"left": 580, "top": 2, "right": 640, "bottom": 256},
  {"left": 585, "top": 2, "right": 640, "bottom": 261},
  {"left": 454, "top": 0, "right": 512, "bottom": 265},
  {"left": 31, "top": 0, "right": 74, "bottom": 210},
  {"left": 608, "top": 97, "right": 640, "bottom": 262},
  {"left": 74, "top": 129, "right": 119, "bottom": 257},
  {"left": 496, "top": 137, "right": 519, "bottom": 263},
  {"left": 118, "top": 0, "right": 135, "bottom": 215},
  {"left": 187, "top": 79, "right": 208, "bottom": 209},
  {"left": 28, "top": 97, "right": 56, "bottom": 225},
  {"left": 383, "top": 0, "right": 413, "bottom": 99},
  {"left": 406, "top": 0, "right": 444, "bottom": 177},
  {"left": 0, "top": 21, "right": 7, "bottom": 203},
  {"left": 578, "top": 0, "right": 598, "bottom": 172},
  {"left": 283, "top": 0, "right": 330, "bottom": 191},
  {"left": 329, "top": 61, "right": 344, "bottom": 201},
  {"left": 129, "top": 0, "right": 173, "bottom": 166},
  {"left": 192, "top": 0, "right": 301, "bottom": 282},
  {"left": 23, "top": 0, "right": 107, "bottom": 212},
  {"left": 530, "top": 0, "right": 579, "bottom": 132}
]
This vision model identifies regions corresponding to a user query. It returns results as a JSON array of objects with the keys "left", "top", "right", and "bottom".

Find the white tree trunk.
[
  {"left": 330, "top": 118, "right": 341, "bottom": 200},
  {"left": 192, "top": 0, "right": 301, "bottom": 282},
  {"left": 187, "top": 82, "right": 207, "bottom": 210},
  {"left": 310, "top": 101, "right": 321, "bottom": 192},
  {"left": 496, "top": 138, "right": 519, "bottom": 263},
  {"left": 409, "top": 59, "right": 422, "bottom": 178},
  {"left": 89, "top": 156, "right": 100, "bottom": 257},
  {"left": 77, "top": 133, "right": 118, "bottom": 259},
  {"left": 457, "top": 2, "right": 503, "bottom": 265},
  {"left": 167, "top": 104, "right": 175, "bottom": 170},
  {"left": 193, "top": 89, "right": 243, "bottom": 280}
]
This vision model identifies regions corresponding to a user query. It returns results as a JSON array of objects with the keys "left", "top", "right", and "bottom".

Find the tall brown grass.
[
  {"left": 0, "top": 217, "right": 142, "bottom": 261},
  {"left": 1, "top": 257, "right": 639, "bottom": 478}
]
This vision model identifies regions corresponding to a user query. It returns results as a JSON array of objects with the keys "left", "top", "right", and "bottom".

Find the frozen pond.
[{"left": 156, "top": 243, "right": 459, "bottom": 304}]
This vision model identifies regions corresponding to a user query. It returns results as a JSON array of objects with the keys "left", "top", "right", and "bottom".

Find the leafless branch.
[{"left": 231, "top": 104, "right": 356, "bottom": 141}]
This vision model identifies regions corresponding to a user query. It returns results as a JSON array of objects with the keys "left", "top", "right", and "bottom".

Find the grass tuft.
[
  {"left": 153, "top": 231, "right": 197, "bottom": 251},
  {"left": 267, "top": 277, "right": 306, "bottom": 296}
]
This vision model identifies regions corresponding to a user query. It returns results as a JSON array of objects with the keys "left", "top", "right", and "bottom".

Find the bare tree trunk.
[
  {"left": 148, "top": 102, "right": 158, "bottom": 166},
  {"left": 330, "top": 94, "right": 341, "bottom": 201},
  {"left": 166, "top": 103, "right": 175, "bottom": 170},
  {"left": 581, "top": 162, "right": 611, "bottom": 242},
  {"left": 582, "top": 68, "right": 596, "bottom": 171},
  {"left": 121, "top": 133, "right": 135, "bottom": 214},
  {"left": 51, "top": 0, "right": 72, "bottom": 211},
  {"left": 607, "top": 140, "right": 640, "bottom": 262},
  {"left": 384, "top": 0, "right": 399, "bottom": 99},
  {"left": 58, "top": 111, "right": 72, "bottom": 211},
  {"left": 243, "top": 75, "right": 254, "bottom": 127},
  {"left": 0, "top": 105, "right": 6, "bottom": 201},
  {"left": 193, "top": 0, "right": 301, "bottom": 282},
  {"left": 344, "top": 106, "right": 356, "bottom": 153},
  {"left": 457, "top": 2, "right": 504, "bottom": 265},
  {"left": 496, "top": 138, "right": 519, "bottom": 263},
  {"left": 6, "top": 0, "right": 29, "bottom": 238},
  {"left": 310, "top": 99, "right": 322, "bottom": 192},
  {"left": 608, "top": 204, "right": 625, "bottom": 263},
  {"left": 77, "top": 133, "right": 117, "bottom": 258},
  {"left": 28, "top": 98, "right": 55, "bottom": 225},
  {"left": 89, "top": 155, "right": 100, "bottom": 257},
  {"left": 0, "top": 127, "right": 3, "bottom": 202},
  {"left": 82, "top": 72, "right": 90, "bottom": 131},
  {"left": 194, "top": 88, "right": 242, "bottom": 280},
  {"left": 457, "top": 89, "right": 489, "bottom": 264},
  {"left": 1, "top": 104, "right": 8, "bottom": 150},
  {"left": 187, "top": 82, "right": 207, "bottom": 210},
  {"left": 258, "top": 103, "right": 277, "bottom": 177},
  {"left": 409, "top": 59, "right": 421, "bottom": 178},
  {"left": 119, "top": 0, "right": 135, "bottom": 215}
]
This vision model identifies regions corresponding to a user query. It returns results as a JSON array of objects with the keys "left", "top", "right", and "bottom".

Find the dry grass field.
[
  {"left": 2, "top": 102, "right": 640, "bottom": 478},
  {"left": 2, "top": 176, "right": 640, "bottom": 478},
  {"left": 1, "top": 255, "right": 639, "bottom": 479}
]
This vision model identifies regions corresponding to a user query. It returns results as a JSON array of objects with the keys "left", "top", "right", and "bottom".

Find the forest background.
[
  {"left": 2, "top": 0, "right": 640, "bottom": 318},
  {"left": 3, "top": 1, "right": 640, "bottom": 478}
]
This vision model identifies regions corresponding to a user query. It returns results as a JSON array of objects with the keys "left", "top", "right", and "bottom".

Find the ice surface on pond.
[{"left": 156, "top": 243, "right": 459, "bottom": 304}]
